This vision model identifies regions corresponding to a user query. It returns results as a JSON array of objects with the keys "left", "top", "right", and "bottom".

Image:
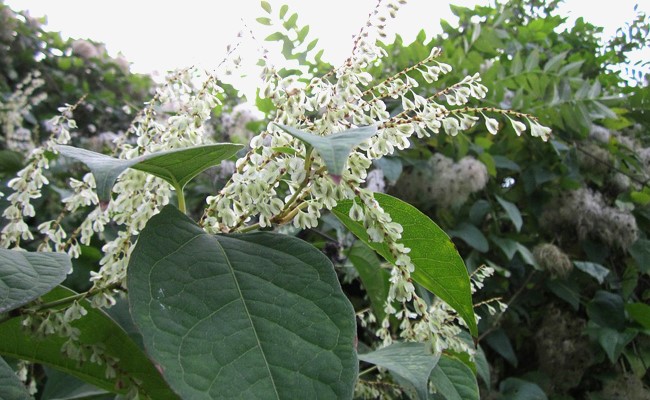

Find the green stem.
[
  {"left": 175, "top": 184, "right": 187, "bottom": 214},
  {"left": 236, "top": 223, "right": 261, "bottom": 234},
  {"left": 27, "top": 282, "right": 122, "bottom": 313}
]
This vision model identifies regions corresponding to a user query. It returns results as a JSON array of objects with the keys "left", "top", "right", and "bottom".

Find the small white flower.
[{"left": 484, "top": 115, "right": 499, "bottom": 135}]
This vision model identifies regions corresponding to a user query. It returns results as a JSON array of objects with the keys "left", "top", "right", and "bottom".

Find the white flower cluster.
[
  {"left": 394, "top": 153, "right": 488, "bottom": 209},
  {"left": 0, "top": 70, "right": 47, "bottom": 153},
  {"left": 1, "top": 103, "right": 76, "bottom": 248},
  {"left": 541, "top": 188, "right": 638, "bottom": 250},
  {"left": 199, "top": 0, "right": 546, "bottom": 350}
]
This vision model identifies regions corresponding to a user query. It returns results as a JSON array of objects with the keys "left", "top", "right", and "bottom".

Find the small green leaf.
[
  {"left": 297, "top": 25, "right": 310, "bottom": 42},
  {"left": 0, "top": 356, "right": 32, "bottom": 400},
  {"left": 358, "top": 342, "right": 440, "bottom": 400},
  {"left": 347, "top": 241, "right": 390, "bottom": 322},
  {"left": 56, "top": 143, "right": 242, "bottom": 202},
  {"left": 0, "top": 249, "right": 70, "bottom": 313},
  {"left": 279, "top": 4, "right": 289, "bottom": 18},
  {"left": 573, "top": 261, "right": 610, "bottom": 284},
  {"left": 255, "top": 17, "right": 272, "bottom": 25},
  {"left": 499, "top": 378, "right": 547, "bottom": 400},
  {"left": 587, "top": 290, "right": 625, "bottom": 330},
  {"left": 128, "top": 205, "right": 357, "bottom": 399},
  {"left": 626, "top": 302, "right": 650, "bottom": 330},
  {"left": 260, "top": 0, "right": 271, "bottom": 13},
  {"left": 275, "top": 124, "right": 377, "bottom": 180},
  {"left": 429, "top": 354, "right": 479, "bottom": 400},
  {"left": 0, "top": 286, "right": 176, "bottom": 399},
  {"left": 448, "top": 222, "right": 489, "bottom": 253},
  {"left": 283, "top": 12, "right": 298, "bottom": 29},
  {"left": 495, "top": 195, "right": 523, "bottom": 232},
  {"left": 543, "top": 51, "right": 567, "bottom": 72},
  {"left": 333, "top": 193, "right": 478, "bottom": 337},
  {"left": 587, "top": 324, "right": 636, "bottom": 363}
]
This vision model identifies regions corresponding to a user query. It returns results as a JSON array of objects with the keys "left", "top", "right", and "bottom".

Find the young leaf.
[
  {"left": 260, "top": 0, "right": 271, "bottom": 13},
  {"left": 275, "top": 124, "right": 377, "bottom": 181},
  {"left": 127, "top": 205, "right": 357, "bottom": 400},
  {"left": 0, "top": 249, "right": 70, "bottom": 313},
  {"left": 56, "top": 143, "right": 242, "bottom": 201},
  {"left": 333, "top": 193, "right": 478, "bottom": 337},
  {"left": 0, "top": 356, "right": 32, "bottom": 400},
  {"left": 0, "top": 286, "right": 177, "bottom": 399},
  {"left": 358, "top": 342, "right": 440, "bottom": 400},
  {"left": 429, "top": 354, "right": 479, "bottom": 400},
  {"left": 495, "top": 195, "right": 523, "bottom": 232}
]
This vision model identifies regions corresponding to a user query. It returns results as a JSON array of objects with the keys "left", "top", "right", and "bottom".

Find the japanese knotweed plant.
[{"left": 0, "top": 1, "right": 548, "bottom": 399}]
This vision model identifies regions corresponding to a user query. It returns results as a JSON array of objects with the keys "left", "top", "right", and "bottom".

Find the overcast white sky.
[{"left": 4, "top": 0, "right": 649, "bottom": 95}]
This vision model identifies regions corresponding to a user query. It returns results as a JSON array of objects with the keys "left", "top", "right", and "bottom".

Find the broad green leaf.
[
  {"left": 56, "top": 143, "right": 242, "bottom": 201},
  {"left": 275, "top": 124, "right": 377, "bottom": 180},
  {"left": 573, "top": 261, "right": 609, "bottom": 284},
  {"left": 495, "top": 195, "right": 522, "bottom": 232},
  {"left": 127, "top": 205, "right": 357, "bottom": 400},
  {"left": 626, "top": 302, "right": 650, "bottom": 330},
  {"left": 546, "top": 279, "right": 580, "bottom": 310},
  {"left": 448, "top": 222, "right": 489, "bottom": 253},
  {"left": 0, "top": 249, "right": 70, "bottom": 313},
  {"left": 0, "top": 286, "right": 177, "bottom": 399},
  {"left": 333, "top": 193, "right": 478, "bottom": 337},
  {"left": 484, "top": 329, "right": 517, "bottom": 367},
  {"left": 347, "top": 241, "right": 390, "bottom": 322},
  {"left": 358, "top": 342, "right": 440, "bottom": 400},
  {"left": 429, "top": 354, "right": 479, "bottom": 400},
  {"left": 587, "top": 290, "right": 625, "bottom": 330},
  {"left": 586, "top": 323, "right": 636, "bottom": 363},
  {"left": 0, "top": 356, "right": 32, "bottom": 400},
  {"left": 499, "top": 378, "right": 547, "bottom": 400}
]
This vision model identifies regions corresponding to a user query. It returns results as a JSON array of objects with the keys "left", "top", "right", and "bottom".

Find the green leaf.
[
  {"left": 448, "top": 222, "right": 489, "bottom": 253},
  {"left": 40, "top": 368, "right": 109, "bottom": 400},
  {"left": 297, "top": 25, "right": 310, "bottom": 42},
  {"left": 499, "top": 378, "right": 547, "bottom": 400},
  {"left": 127, "top": 205, "right": 357, "bottom": 399},
  {"left": 495, "top": 195, "right": 522, "bottom": 232},
  {"left": 0, "top": 356, "right": 32, "bottom": 400},
  {"left": 573, "top": 261, "right": 610, "bottom": 284},
  {"left": 484, "top": 329, "right": 517, "bottom": 367},
  {"left": 543, "top": 51, "right": 567, "bottom": 72},
  {"left": 56, "top": 143, "right": 242, "bottom": 202},
  {"left": 358, "top": 342, "right": 440, "bottom": 400},
  {"left": 255, "top": 17, "right": 272, "bottom": 25},
  {"left": 429, "top": 354, "right": 479, "bottom": 400},
  {"left": 260, "top": 0, "right": 271, "bottom": 13},
  {"left": 333, "top": 193, "right": 478, "bottom": 337},
  {"left": 626, "top": 302, "right": 650, "bottom": 330},
  {"left": 587, "top": 290, "right": 625, "bottom": 330},
  {"left": 0, "top": 286, "right": 177, "bottom": 399},
  {"left": 0, "top": 249, "right": 70, "bottom": 313},
  {"left": 275, "top": 124, "right": 377, "bottom": 180},
  {"left": 587, "top": 324, "right": 636, "bottom": 363},
  {"left": 546, "top": 279, "right": 580, "bottom": 310},
  {"left": 279, "top": 4, "right": 289, "bottom": 19},
  {"left": 629, "top": 239, "right": 650, "bottom": 274},
  {"left": 347, "top": 241, "right": 390, "bottom": 322}
]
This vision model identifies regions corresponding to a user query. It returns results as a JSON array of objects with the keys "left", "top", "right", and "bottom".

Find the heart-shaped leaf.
[
  {"left": 358, "top": 342, "right": 440, "bottom": 400},
  {"left": 275, "top": 124, "right": 377, "bottom": 180},
  {"left": 127, "top": 205, "right": 357, "bottom": 399},
  {"left": 0, "top": 249, "right": 70, "bottom": 313},
  {"left": 333, "top": 193, "right": 477, "bottom": 337},
  {"left": 429, "top": 354, "right": 479, "bottom": 400},
  {"left": 0, "top": 356, "right": 32, "bottom": 400},
  {"left": 56, "top": 143, "right": 242, "bottom": 201},
  {"left": 0, "top": 286, "right": 177, "bottom": 399}
]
